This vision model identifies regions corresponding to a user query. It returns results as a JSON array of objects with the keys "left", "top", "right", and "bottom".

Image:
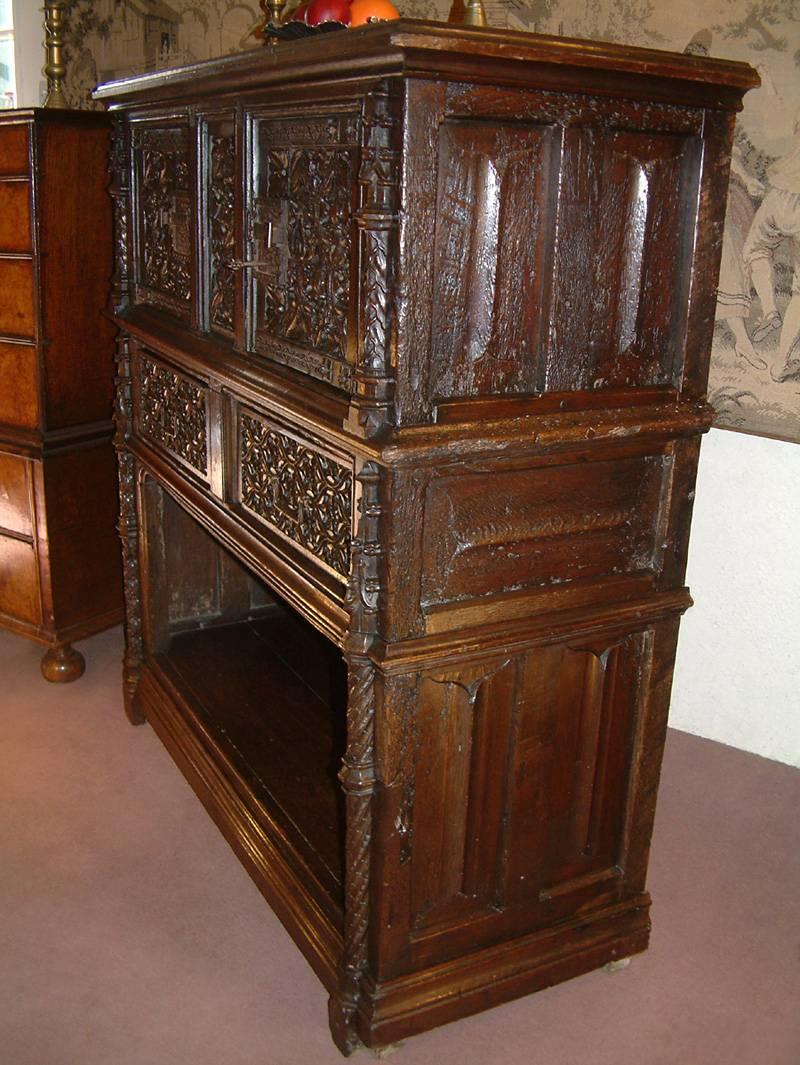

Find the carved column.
[
  {"left": 110, "top": 118, "right": 144, "bottom": 725},
  {"left": 351, "top": 86, "right": 401, "bottom": 438},
  {"left": 329, "top": 461, "right": 382, "bottom": 1054}
]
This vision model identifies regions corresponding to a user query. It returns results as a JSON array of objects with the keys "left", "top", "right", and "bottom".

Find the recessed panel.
[
  {"left": 545, "top": 128, "right": 701, "bottom": 391},
  {"left": 421, "top": 455, "right": 662, "bottom": 607},
  {"left": 431, "top": 119, "right": 557, "bottom": 400}
]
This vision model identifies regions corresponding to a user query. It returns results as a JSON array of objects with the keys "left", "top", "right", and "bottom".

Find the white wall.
[
  {"left": 671, "top": 428, "right": 800, "bottom": 767},
  {"left": 13, "top": 0, "right": 45, "bottom": 107}
]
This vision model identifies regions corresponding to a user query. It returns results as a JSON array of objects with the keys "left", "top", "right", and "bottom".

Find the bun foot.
[{"left": 41, "top": 643, "right": 85, "bottom": 683}]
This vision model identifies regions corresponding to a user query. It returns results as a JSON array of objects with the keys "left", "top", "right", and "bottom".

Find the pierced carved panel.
[
  {"left": 136, "top": 353, "right": 208, "bottom": 475},
  {"left": 135, "top": 125, "right": 192, "bottom": 314},
  {"left": 239, "top": 411, "right": 353, "bottom": 577},
  {"left": 208, "top": 124, "right": 235, "bottom": 333},
  {"left": 250, "top": 113, "right": 358, "bottom": 390}
]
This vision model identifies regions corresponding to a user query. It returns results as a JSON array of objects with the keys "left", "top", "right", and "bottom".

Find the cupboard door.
[
  {"left": 132, "top": 123, "right": 193, "bottom": 321},
  {"left": 247, "top": 111, "right": 359, "bottom": 390}
]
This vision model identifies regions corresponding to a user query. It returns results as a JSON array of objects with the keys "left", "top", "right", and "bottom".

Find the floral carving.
[
  {"left": 239, "top": 412, "right": 353, "bottom": 577},
  {"left": 138, "top": 127, "right": 191, "bottom": 308},
  {"left": 209, "top": 129, "right": 235, "bottom": 333},
  {"left": 252, "top": 115, "right": 357, "bottom": 390},
  {"left": 137, "top": 355, "right": 208, "bottom": 475}
]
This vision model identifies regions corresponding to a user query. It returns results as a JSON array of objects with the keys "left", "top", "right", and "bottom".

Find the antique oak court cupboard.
[{"left": 95, "top": 22, "right": 757, "bottom": 1053}]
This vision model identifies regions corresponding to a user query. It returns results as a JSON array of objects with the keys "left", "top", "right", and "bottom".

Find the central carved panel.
[
  {"left": 239, "top": 410, "right": 353, "bottom": 577},
  {"left": 208, "top": 122, "right": 236, "bottom": 333},
  {"left": 135, "top": 125, "right": 192, "bottom": 314},
  {"left": 250, "top": 114, "right": 358, "bottom": 390}
]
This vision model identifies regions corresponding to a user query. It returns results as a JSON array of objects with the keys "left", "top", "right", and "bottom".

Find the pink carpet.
[{"left": 1, "top": 625, "right": 798, "bottom": 1064}]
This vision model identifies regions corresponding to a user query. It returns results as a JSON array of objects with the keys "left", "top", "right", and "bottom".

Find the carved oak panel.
[
  {"left": 420, "top": 454, "right": 663, "bottom": 606},
  {"left": 206, "top": 120, "right": 236, "bottom": 334},
  {"left": 238, "top": 409, "right": 353, "bottom": 577},
  {"left": 409, "top": 632, "right": 642, "bottom": 939},
  {"left": 431, "top": 119, "right": 558, "bottom": 399},
  {"left": 135, "top": 352, "right": 208, "bottom": 476},
  {"left": 134, "top": 125, "right": 192, "bottom": 316},
  {"left": 544, "top": 128, "right": 701, "bottom": 392},
  {"left": 249, "top": 113, "right": 358, "bottom": 390}
]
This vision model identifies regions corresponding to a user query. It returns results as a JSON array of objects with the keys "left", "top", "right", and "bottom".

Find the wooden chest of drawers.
[
  {"left": 0, "top": 110, "right": 122, "bottom": 680},
  {"left": 95, "top": 22, "right": 757, "bottom": 1052}
]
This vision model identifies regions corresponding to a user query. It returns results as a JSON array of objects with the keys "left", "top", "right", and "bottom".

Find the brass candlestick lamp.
[
  {"left": 43, "top": 0, "right": 69, "bottom": 109},
  {"left": 260, "top": 0, "right": 288, "bottom": 40}
]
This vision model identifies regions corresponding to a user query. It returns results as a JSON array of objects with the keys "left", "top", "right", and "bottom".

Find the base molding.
[{"left": 357, "top": 899, "right": 651, "bottom": 1048}]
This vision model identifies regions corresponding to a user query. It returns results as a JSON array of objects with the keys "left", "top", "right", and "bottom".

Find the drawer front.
[
  {"left": 0, "top": 259, "right": 35, "bottom": 339},
  {"left": 0, "top": 182, "right": 32, "bottom": 253},
  {"left": 0, "top": 124, "right": 30, "bottom": 176},
  {"left": 0, "top": 342, "right": 38, "bottom": 429},
  {"left": 0, "top": 452, "right": 33, "bottom": 537},
  {"left": 0, "top": 534, "right": 41, "bottom": 626},
  {"left": 133, "top": 349, "right": 209, "bottom": 481},
  {"left": 236, "top": 406, "right": 354, "bottom": 581}
]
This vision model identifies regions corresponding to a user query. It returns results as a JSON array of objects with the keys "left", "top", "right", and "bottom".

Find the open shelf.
[{"left": 139, "top": 477, "right": 348, "bottom": 924}]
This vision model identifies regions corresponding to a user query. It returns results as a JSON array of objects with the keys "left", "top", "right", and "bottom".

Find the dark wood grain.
[{"left": 97, "top": 23, "right": 756, "bottom": 1055}]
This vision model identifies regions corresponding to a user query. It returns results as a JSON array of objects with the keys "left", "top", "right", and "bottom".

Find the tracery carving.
[
  {"left": 252, "top": 115, "right": 357, "bottom": 390},
  {"left": 239, "top": 412, "right": 353, "bottom": 577},
  {"left": 138, "top": 126, "right": 191, "bottom": 309},
  {"left": 209, "top": 129, "right": 235, "bottom": 332},
  {"left": 137, "top": 355, "right": 208, "bottom": 475}
]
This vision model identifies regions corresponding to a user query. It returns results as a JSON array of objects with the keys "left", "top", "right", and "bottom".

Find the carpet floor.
[{"left": 1, "top": 625, "right": 798, "bottom": 1065}]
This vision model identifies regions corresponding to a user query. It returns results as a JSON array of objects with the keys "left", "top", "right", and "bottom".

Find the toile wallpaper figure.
[{"left": 61, "top": 0, "right": 800, "bottom": 442}]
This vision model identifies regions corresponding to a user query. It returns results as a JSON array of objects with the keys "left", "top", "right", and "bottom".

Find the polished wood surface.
[
  {"left": 96, "top": 22, "right": 757, "bottom": 1053},
  {"left": 0, "top": 110, "right": 123, "bottom": 678}
]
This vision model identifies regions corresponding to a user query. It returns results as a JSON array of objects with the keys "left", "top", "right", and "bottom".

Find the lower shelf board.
[{"left": 136, "top": 613, "right": 347, "bottom": 990}]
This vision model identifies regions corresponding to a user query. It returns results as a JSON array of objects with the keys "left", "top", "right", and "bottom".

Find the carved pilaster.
[
  {"left": 110, "top": 116, "right": 132, "bottom": 313},
  {"left": 113, "top": 333, "right": 145, "bottom": 725},
  {"left": 352, "top": 86, "right": 401, "bottom": 438},
  {"left": 329, "top": 461, "right": 382, "bottom": 1054}
]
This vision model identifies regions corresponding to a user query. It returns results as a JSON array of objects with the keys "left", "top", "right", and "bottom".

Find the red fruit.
[
  {"left": 305, "top": 0, "right": 351, "bottom": 25},
  {"left": 287, "top": 2, "right": 310, "bottom": 21}
]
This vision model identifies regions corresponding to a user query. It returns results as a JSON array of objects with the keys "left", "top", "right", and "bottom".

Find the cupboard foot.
[
  {"left": 40, "top": 643, "right": 85, "bottom": 683},
  {"left": 328, "top": 994, "right": 361, "bottom": 1057},
  {"left": 604, "top": 957, "right": 632, "bottom": 973}
]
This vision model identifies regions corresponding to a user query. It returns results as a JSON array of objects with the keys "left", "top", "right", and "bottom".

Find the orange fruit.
[{"left": 349, "top": 0, "right": 400, "bottom": 26}]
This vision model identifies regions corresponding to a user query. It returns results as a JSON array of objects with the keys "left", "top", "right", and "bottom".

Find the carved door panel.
[
  {"left": 399, "top": 633, "right": 644, "bottom": 963},
  {"left": 247, "top": 112, "right": 359, "bottom": 390},
  {"left": 201, "top": 116, "right": 236, "bottom": 337},
  {"left": 132, "top": 123, "right": 193, "bottom": 320}
]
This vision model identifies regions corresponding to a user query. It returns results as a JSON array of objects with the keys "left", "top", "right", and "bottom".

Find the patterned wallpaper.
[{"left": 64, "top": 0, "right": 800, "bottom": 441}]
